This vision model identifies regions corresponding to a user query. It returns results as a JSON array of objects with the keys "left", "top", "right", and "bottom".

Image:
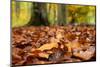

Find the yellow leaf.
[{"left": 37, "top": 42, "right": 58, "bottom": 51}]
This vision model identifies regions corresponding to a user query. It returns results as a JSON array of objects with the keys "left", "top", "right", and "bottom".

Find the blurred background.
[{"left": 12, "top": 0, "right": 96, "bottom": 27}]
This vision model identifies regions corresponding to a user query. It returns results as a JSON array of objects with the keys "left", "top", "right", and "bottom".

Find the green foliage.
[
  {"left": 67, "top": 5, "right": 96, "bottom": 24},
  {"left": 12, "top": 1, "right": 32, "bottom": 27},
  {"left": 12, "top": 2, "right": 96, "bottom": 27}
]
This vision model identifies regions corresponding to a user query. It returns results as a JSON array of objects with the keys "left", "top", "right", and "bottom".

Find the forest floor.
[{"left": 12, "top": 25, "right": 96, "bottom": 66}]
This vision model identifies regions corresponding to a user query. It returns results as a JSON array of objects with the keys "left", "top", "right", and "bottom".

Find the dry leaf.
[
  {"left": 37, "top": 42, "right": 58, "bottom": 51},
  {"left": 38, "top": 52, "right": 49, "bottom": 58}
]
